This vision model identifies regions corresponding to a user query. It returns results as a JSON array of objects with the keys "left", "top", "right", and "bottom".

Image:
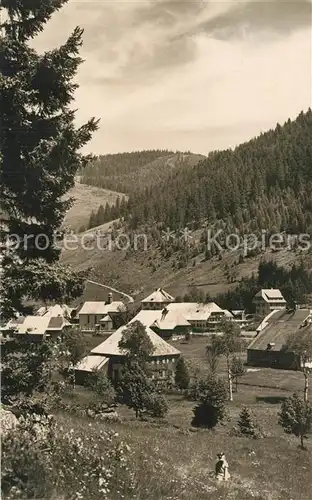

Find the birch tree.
[{"left": 208, "top": 318, "right": 244, "bottom": 401}]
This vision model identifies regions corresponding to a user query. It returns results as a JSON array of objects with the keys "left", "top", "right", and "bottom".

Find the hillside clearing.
[{"left": 62, "top": 183, "right": 126, "bottom": 231}]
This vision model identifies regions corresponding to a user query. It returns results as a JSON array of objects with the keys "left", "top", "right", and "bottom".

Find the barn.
[{"left": 247, "top": 308, "right": 312, "bottom": 369}]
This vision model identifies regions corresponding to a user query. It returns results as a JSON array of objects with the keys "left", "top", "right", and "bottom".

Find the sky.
[{"left": 32, "top": 0, "right": 312, "bottom": 155}]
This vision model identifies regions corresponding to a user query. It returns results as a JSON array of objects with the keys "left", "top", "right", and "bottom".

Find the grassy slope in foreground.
[{"left": 60, "top": 337, "right": 311, "bottom": 500}]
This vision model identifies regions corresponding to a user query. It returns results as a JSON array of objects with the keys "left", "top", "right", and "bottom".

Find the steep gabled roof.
[
  {"left": 91, "top": 323, "right": 180, "bottom": 357},
  {"left": 141, "top": 288, "right": 175, "bottom": 303}
]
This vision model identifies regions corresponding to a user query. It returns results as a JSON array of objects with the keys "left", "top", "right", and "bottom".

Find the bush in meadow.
[{"left": 146, "top": 393, "right": 168, "bottom": 418}]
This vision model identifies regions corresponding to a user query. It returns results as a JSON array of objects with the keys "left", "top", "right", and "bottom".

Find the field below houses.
[{"left": 58, "top": 336, "right": 312, "bottom": 500}]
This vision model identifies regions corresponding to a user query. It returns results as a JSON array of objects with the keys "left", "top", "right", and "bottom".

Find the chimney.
[{"left": 107, "top": 292, "right": 113, "bottom": 304}]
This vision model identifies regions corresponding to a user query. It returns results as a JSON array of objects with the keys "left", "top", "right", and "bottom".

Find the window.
[{"left": 87, "top": 315, "right": 90, "bottom": 324}]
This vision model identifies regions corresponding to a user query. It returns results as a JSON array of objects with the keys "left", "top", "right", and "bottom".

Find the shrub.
[
  {"left": 1, "top": 415, "right": 135, "bottom": 500},
  {"left": 146, "top": 393, "right": 168, "bottom": 418},
  {"left": 87, "top": 370, "right": 116, "bottom": 406}
]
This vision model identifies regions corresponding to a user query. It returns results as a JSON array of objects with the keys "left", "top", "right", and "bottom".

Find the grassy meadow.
[{"left": 60, "top": 335, "right": 312, "bottom": 500}]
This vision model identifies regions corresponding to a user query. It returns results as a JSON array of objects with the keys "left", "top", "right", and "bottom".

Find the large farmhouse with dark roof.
[
  {"left": 75, "top": 320, "right": 181, "bottom": 385},
  {"left": 247, "top": 308, "right": 312, "bottom": 369}
]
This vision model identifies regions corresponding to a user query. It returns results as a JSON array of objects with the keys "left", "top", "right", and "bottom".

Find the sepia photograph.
[{"left": 0, "top": 1, "right": 312, "bottom": 499}]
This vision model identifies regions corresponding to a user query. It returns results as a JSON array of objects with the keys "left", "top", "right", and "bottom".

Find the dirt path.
[{"left": 86, "top": 279, "right": 134, "bottom": 303}]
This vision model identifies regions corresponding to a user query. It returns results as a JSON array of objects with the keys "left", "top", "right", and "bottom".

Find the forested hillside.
[
  {"left": 125, "top": 110, "right": 312, "bottom": 235},
  {"left": 81, "top": 150, "right": 174, "bottom": 192},
  {"left": 62, "top": 110, "right": 312, "bottom": 306},
  {"left": 81, "top": 150, "right": 204, "bottom": 194}
]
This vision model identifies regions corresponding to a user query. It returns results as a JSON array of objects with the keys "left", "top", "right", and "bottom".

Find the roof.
[
  {"left": 36, "top": 304, "right": 73, "bottom": 318},
  {"left": 152, "top": 312, "right": 191, "bottom": 331},
  {"left": 46, "top": 316, "right": 71, "bottom": 331},
  {"left": 141, "top": 288, "right": 175, "bottom": 303},
  {"left": 5, "top": 316, "right": 51, "bottom": 335},
  {"left": 78, "top": 301, "right": 125, "bottom": 315},
  {"left": 248, "top": 309, "right": 312, "bottom": 351},
  {"left": 75, "top": 355, "right": 109, "bottom": 372},
  {"left": 256, "top": 309, "right": 278, "bottom": 332},
  {"left": 4, "top": 315, "right": 69, "bottom": 335},
  {"left": 130, "top": 303, "right": 232, "bottom": 328},
  {"left": 91, "top": 322, "right": 181, "bottom": 357},
  {"left": 100, "top": 315, "right": 112, "bottom": 323},
  {"left": 129, "top": 309, "right": 190, "bottom": 330},
  {"left": 167, "top": 302, "right": 232, "bottom": 321},
  {"left": 254, "top": 289, "right": 286, "bottom": 303}
]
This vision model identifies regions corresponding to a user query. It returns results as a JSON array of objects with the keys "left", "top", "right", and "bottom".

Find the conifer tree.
[
  {"left": 117, "top": 321, "right": 168, "bottom": 419},
  {"left": 191, "top": 375, "right": 227, "bottom": 429},
  {"left": 279, "top": 393, "right": 312, "bottom": 449},
  {"left": 96, "top": 205, "right": 105, "bottom": 226},
  {"left": 174, "top": 357, "right": 190, "bottom": 390},
  {"left": 0, "top": 0, "right": 98, "bottom": 317},
  {"left": 238, "top": 406, "right": 261, "bottom": 438}
]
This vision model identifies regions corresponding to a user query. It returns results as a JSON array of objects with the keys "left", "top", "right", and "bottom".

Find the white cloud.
[{"left": 31, "top": 0, "right": 312, "bottom": 154}]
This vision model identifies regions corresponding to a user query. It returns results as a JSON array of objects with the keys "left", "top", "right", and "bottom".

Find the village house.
[
  {"left": 137, "top": 289, "right": 234, "bottom": 337},
  {"left": 74, "top": 321, "right": 181, "bottom": 385},
  {"left": 140, "top": 288, "right": 175, "bottom": 310},
  {"left": 247, "top": 308, "right": 312, "bottom": 369},
  {"left": 78, "top": 293, "right": 126, "bottom": 331},
  {"left": 252, "top": 289, "right": 286, "bottom": 317},
  {"left": 2, "top": 315, "right": 71, "bottom": 342}
]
